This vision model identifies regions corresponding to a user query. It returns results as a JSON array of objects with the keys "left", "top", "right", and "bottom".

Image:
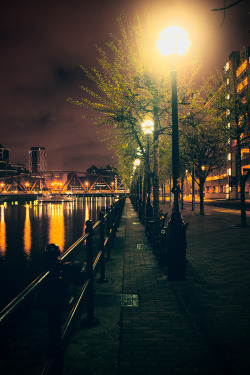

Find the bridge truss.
[{"left": 0, "top": 171, "right": 126, "bottom": 195}]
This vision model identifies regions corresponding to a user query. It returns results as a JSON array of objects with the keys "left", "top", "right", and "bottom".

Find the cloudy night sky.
[{"left": 0, "top": 0, "right": 249, "bottom": 172}]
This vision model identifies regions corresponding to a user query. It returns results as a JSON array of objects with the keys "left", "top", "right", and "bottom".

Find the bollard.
[
  {"left": 45, "top": 243, "right": 62, "bottom": 374},
  {"left": 83, "top": 220, "right": 99, "bottom": 327},
  {"left": 97, "top": 212, "right": 108, "bottom": 283},
  {"left": 166, "top": 213, "right": 189, "bottom": 281}
]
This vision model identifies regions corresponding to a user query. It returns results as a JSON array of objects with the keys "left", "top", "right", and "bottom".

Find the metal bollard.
[{"left": 44, "top": 243, "right": 62, "bottom": 374}]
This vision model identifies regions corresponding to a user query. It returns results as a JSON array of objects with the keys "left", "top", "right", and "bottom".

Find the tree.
[
  {"left": 69, "top": 12, "right": 201, "bottom": 231},
  {"left": 68, "top": 13, "right": 174, "bottom": 228},
  {"left": 181, "top": 89, "right": 229, "bottom": 215}
]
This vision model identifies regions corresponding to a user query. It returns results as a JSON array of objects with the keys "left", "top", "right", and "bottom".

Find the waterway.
[{"left": 0, "top": 196, "right": 115, "bottom": 310}]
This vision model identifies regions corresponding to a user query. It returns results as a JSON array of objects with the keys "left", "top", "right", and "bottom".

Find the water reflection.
[
  {"left": 0, "top": 205, "right": 6, "bottom": 253},
  {"left": 48, "top": 204, "right": 64, "bottom": 252},
  {"left": 85, "top": 199, "right": 90, "bottom": 224},
  {"left": 0, "top": 196, "right": 116, "bottom": 309},
  {"left": 23, "top": 205, "right": 31, "bottom": 258}
]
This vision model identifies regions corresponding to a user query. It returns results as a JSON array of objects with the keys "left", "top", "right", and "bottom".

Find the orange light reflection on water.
[
  {"left": 0, "top": 205, "right": 6, "bottom": 253},
  {"left": 48, "top": 204, "right": 65, "bottom": 252},
  {"left": 24, "top": 205, "right": 31, "bottom": 258}
]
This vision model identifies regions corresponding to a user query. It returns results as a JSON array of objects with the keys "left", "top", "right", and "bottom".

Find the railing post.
[
  {"left": 45, "top": 243, "right": 62, "bottom": 374},
  {"left": 84, "top": 220, "right": 99, "bottom": 327},
  {"left": 97, "top": 212, "right": 108, "bottom": 283},
  {"left": 106, "top": 208, "right": 111, "bottom": 260},
  {"left": 110, "top": 204, "right": 115, "bottom": 246}
]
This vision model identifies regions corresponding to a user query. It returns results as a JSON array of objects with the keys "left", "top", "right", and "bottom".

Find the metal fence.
[{"left": 0, "top": 195, "right": 126, "bottom": 375}]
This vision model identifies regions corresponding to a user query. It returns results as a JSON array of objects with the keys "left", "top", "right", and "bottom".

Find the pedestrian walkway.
[{"left": 64, "top": 198, "right": 250, "bottom": 375}]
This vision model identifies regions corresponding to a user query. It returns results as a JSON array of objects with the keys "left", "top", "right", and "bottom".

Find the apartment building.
[
  {"left": 29, "top": 147, "right": 47, "bottom": 173},
  {"left": 204, "top": 47, "right": 250, "bottom": 199}
]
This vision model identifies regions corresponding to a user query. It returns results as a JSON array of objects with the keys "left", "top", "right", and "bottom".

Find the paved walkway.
[
  {"left": 1, "top": 198, "right": 250, "bottom": 375},
  {"left": 63, "top": 198, "right": 250, "bottom": 375}
]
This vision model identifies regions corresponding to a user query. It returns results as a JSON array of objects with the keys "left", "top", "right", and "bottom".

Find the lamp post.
[
  {"left": 141, "top": 120, "right": 154, "bottom": 230},
  {"left": 133, "top": 159, "right": 141, "bottom": 213},
  {"left": 136, "top": 148, "right": 143, "bottom": 219},
  {"left": 157, "top": 26, "right": 190, "bottom": 281}
]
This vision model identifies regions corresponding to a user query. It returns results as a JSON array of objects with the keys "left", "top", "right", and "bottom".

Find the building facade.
[
  {"left": 0, "top": 144, "right": 10, "bottom": 171},
  {"left": 204, "top": 47, "right": 250, "bottom": 199},
  {"left": 29, "top": 147, "right": 47, "bottom": 173}
]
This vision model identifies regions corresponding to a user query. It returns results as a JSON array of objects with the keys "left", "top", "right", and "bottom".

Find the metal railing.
[{"left": 0, "top": 195, "right": 126, "bottom": 375}]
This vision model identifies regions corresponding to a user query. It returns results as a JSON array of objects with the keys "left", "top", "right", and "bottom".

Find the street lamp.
[
  {"left": 85, "top": 181, "right": 89, "bottom": 193},
  {"left": 132, "top": 159, "right": 141, "bottom": 212},
  {"left": 157, "top": 26, "right": 190, "bottom": 281},
  {"left": 141, "top": 120, "right": 154, "bottom": 229}
]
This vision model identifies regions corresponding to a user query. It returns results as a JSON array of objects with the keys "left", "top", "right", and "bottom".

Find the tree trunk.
[
  {"left": 181, "top": 175, "right": 184, "bottom": 210},
  {"left": 236, "top": 138, "right": 247, "bottom": 226},
  {"left": 152, "top": 145, "right": 160, "bottom": 229},
  {"left": 240, "top": 176, "right": 246, "bottom": 226},
  {"left": 199, "top": 180, "right": 205, "bottom": 215},
  {"left": 142, "top": 168, "right": 147, "bottom": 222},
  {"left": 152, "top": 106, "right": 160, "bottom": 231}
]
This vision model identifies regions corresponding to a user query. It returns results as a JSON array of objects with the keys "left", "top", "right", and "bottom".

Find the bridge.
[{"left": 0, "top": 170, "right": 126, "bottom": 196}]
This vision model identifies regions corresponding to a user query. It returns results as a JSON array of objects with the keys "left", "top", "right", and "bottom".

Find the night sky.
[{"left": 0, "top": 0, "right": 249, "bottom": 172}]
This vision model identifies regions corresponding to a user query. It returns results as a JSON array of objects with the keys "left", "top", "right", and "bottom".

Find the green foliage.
[
  {"left": 68, "top": 13, "right": 176, "bottom": 170},
  {"left": 180, "top": 73, "right": 230, "bottom": 185}
]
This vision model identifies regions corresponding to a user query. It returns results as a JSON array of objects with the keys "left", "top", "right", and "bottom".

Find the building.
[
  {"left": 29, "top": 147, "right": 47, "bottom": 173},
  {"left": 204, "top": 47, "right": 250, "bottom": 199},
  {"left": 0, "top": 144, "right": 28, "bottom": 177},
  {"left": 0, "top": 144, "right": 10, "bottom": 171}
]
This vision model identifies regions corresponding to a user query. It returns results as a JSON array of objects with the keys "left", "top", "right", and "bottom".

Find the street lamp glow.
[
  {"left": 142, "top": 119, "right": 154, "bottom": 134},
  {"left": 157, "top": 26, "right": 190, "bottom": 57},
  {"left": 134, "top": 159, "right": 141, "bottom": 166}
]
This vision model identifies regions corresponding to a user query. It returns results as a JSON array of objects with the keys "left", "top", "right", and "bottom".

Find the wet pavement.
[
  {"left": 1, "top": 198, "right": 250, "bottom": 374},
  {"left": 64, "top": 198, "right": 250, "bottom": 374}
]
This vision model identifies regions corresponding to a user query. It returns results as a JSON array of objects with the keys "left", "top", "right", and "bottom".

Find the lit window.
[
  {"left": 227, "top": 123, "right": 230, "bottom": 128},
  {"left": 226, "top": 94, "right": 230, "bottom": 100},
  {"left": 237, "top": 77, "right": 248, "bottom": 93},
  {"left": 228, "top": 138, "right": 231, "bottom": 144},
  {"left": 226, "top": 78, "right": 229, "bottom": 85},
  {"left": 227, "top": 153, "right": 231, "bottom": 161},
  {"left": 236, "top": 60, "right": 247, "bottom": 77},
  {"left": 225, "top": 62, "right": 230, "bottom": 71},
  {"left": 227, "top": 168, "right": 231, "bottom": 176},
  {"left": 226, "top": 109, "right": 230, "bottom": 116}
]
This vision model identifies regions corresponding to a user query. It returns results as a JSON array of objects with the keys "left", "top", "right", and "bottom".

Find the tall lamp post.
[
  {"left": 141, "top": 120, "right": 154, "bottom": 230},
  {"left": 157, "top": 26, "right": 190, "bottom": 281},
  {"left": 133, "top": 158, "right": 141, "bottom": 212}
]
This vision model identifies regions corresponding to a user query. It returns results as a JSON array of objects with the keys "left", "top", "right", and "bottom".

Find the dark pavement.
[{"left": 63, "top": 198, "right": 250, "bottom": 375}]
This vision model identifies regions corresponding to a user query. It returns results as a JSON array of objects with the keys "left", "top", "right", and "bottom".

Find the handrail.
[
  {"left": 0, "top": 197, "right": 125, "bottom": 320},
  {"left": 0, "top": 232, "right": 90, "bottom": 326},
  {"left": 0, "top": 195, "right": 126, "bottom": 375},
  {"left": 0, "top": 270, "right": 49, "bottom": 325}
]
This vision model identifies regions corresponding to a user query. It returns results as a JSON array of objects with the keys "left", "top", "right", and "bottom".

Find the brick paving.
[
  {"left": 117, "top": 199, "right": 250, "bottom": 375},
  {"left": 1, "top": 198, "right": 250, "bottom": 375},
  {"left": 62, "top": 198, "right": 250, "bottom": 375}
]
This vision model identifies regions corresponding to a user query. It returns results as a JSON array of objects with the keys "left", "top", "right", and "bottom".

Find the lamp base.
[{"left": 166, "top": 211, "right": 188, "bottom": 281}]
